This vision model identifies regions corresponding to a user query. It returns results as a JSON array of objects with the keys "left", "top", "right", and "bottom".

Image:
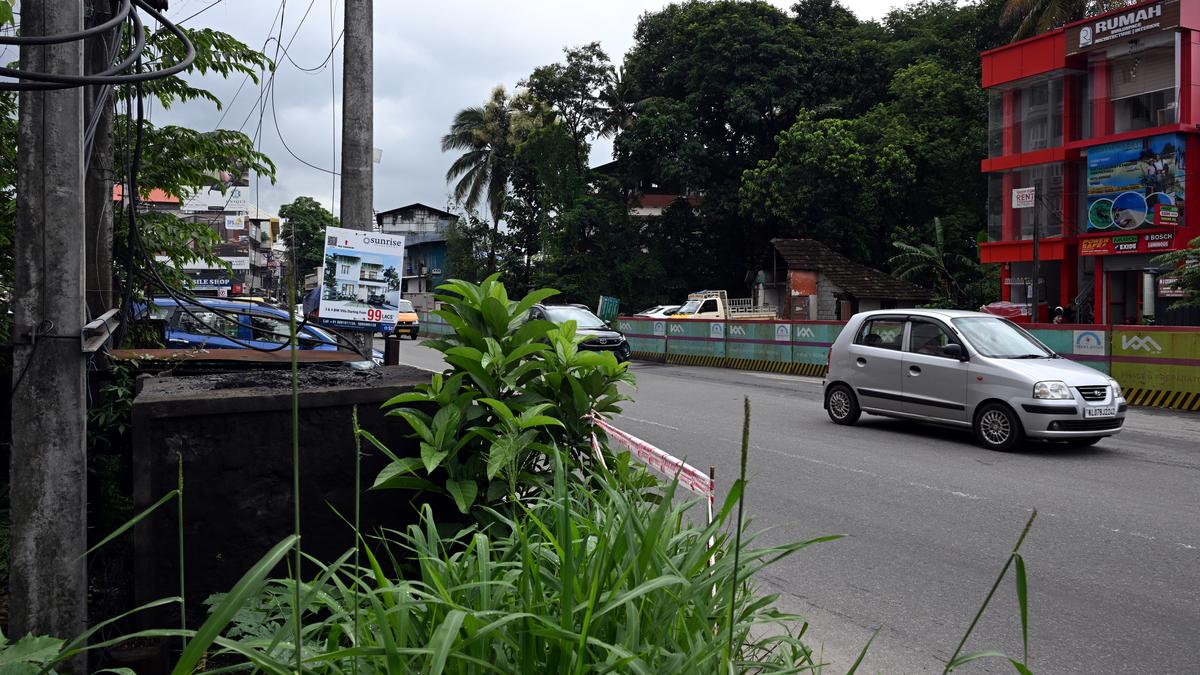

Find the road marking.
[{"left": 614, "top": 414, "right": 681, "bottom": 432}]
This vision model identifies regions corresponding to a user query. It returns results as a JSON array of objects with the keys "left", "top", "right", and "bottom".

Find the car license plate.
[{"left": 1084, "top": 406, "right": 1116, "bottom": 418}]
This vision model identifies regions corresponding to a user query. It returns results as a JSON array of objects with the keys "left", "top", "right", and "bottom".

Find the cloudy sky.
[{"left": 158, "top": 0, "right": 905, "bottom": 217}]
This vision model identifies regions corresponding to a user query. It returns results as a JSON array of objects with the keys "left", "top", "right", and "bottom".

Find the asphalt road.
[{"left": 384, "top": 338, "right": 1200, "bottom": 674}]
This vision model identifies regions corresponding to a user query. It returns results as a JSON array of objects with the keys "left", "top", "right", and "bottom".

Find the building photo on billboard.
[
  {"left": 1086, "top": 133, "right": 1185, "bottom": 232},
  {"left": 318, "top": 226, "right": 406, "bottom": 329}
]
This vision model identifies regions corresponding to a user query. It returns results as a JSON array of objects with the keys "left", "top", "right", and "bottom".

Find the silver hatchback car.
[{"left": 823, "top": 309, "right": 1125, "bottom": 451}]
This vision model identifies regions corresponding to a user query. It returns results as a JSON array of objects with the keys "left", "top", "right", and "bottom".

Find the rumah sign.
[{"left": 1067, "top": 0, "right": 1180, "bottom": 55}]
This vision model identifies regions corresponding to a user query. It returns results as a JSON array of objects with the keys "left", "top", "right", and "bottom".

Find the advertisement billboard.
[
  {"left": 318, "top": 227, "right": 406, "bottom": 330},
  {"left": 181, "top": 170, "right": 250, "bottom": 213},
  {"left": 1086, "top": 133, "right": 1184, "bottom": 232}
]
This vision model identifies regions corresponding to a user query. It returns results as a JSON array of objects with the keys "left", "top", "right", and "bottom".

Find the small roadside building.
[{"left": 759, "top": 239, "right": 930, "bottom": 320}]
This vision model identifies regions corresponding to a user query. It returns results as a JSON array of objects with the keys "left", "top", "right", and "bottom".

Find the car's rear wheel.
[
  {"left": 825, "top": 384, "right": 861, "bottom": 425},
  {"left": 974, "top": 402, "right": 1023, "bottom": 451},
  {"left": 1065, "top": 436, "right": 1102, "bottom": 447}
]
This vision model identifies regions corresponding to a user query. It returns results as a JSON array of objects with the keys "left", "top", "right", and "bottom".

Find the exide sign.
[{"left": 1067, "top": 0, "right": 1179, "bottom": 55}]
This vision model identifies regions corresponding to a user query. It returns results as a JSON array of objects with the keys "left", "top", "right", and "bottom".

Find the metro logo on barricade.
[
  {"left": 1074, "top": 330, "right": 1105, "bottom": 356},
  {"left": 1121, "top": 335, "right": 1163, "bottom": 353},
  {"left": 729, "top": 324, "right": 747, "bottom": 336},
  {"left": 652, "top": 321, "right": 666, "bottom": 337},
  {"left": 710, "top": 322, "right": 724, "bottom": 339},
  {"left": 774, "top": 324, "right": 790, "bottom": 341},
  {"left": 670, "top": 323, "right": 685, "bottom": 334},
  {"left": 796, "top": 326, "right": 815, "bottom": 338},
  {"left": 619, "top": 321, "right": 633, "bottom": 332}
]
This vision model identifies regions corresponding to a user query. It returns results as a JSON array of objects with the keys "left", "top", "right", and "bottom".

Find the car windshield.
[
  {"left": 952, "top": 317, "right": 1054, "bottom": 358},
  {"left": 544, "top": 306, "right": 606, "bottom": 329},
  {"left": 395, "top": 300, "right": 414, "bottom": 312},
  {"left": 676, "top": 300, "right": 701, "bottom": 314}
]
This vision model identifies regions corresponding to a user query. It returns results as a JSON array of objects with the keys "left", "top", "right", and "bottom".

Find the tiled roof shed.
[{"left": 770, "top": 238, "right": 930, "bottom": 301}]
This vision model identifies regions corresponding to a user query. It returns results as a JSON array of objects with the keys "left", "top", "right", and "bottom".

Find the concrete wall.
[
  {"left": 816, "top": 273, "right": 842, "bottom": 320},
  {"left": 131, "top": 366, "right": 437, "bottom": 629}
]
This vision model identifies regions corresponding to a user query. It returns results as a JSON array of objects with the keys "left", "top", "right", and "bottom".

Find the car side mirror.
[{"left": 943, "top": 343, "right": 966, "bottom": 360}]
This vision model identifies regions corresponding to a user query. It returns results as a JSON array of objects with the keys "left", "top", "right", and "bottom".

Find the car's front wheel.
[
  {"left": 974, "top": 402, "right": 1024, "bottom": 451},
  {"left": 825, "top": 383, "right": 861, "bottom": 425}
]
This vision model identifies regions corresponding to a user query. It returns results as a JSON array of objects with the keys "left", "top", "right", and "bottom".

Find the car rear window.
[{"left": 856, "top": 319, "right": 904, "bottom": 350}]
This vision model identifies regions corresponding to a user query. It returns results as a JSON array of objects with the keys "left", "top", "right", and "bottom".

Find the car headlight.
[
  {"left": 1033, "top": 380, "right": 1072, "bottom": 400},
  {"left": 1109, "top": 378, "right": 1122, "bottom": 396}
]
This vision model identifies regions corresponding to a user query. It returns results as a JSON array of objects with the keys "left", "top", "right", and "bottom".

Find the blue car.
[{"left": 145, "top": 297, "right": 382, "bottom": 365}]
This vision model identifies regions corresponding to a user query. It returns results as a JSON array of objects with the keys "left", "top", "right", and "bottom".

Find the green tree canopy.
[{"left": 279, "top": 197, "right": 339, "bottom": 284}]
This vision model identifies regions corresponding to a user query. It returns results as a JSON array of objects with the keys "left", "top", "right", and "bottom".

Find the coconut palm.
[
  {"left": 1001, "top": 0, "right": 1128, "bottom": 40},
  {"left": 890, "top": 217, "right": 978, "bottom": 306},
  {"left": 441, "top": 86, "right": 515, "bottom": 267}
]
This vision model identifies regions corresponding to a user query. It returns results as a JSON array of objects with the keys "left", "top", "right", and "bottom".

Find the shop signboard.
[
  {"left": 1085, "top": 133, "right": 1184, "bottom": 233},
  {"left": 1158, "top": 276, "right": 1186, "bottom": 297},
  {"left": 1066, "top": 0, "right": 1180, "bottom": 55},
  {"left": 1011, "top": 187, "right": 1035, "bottom": 209},
  {"left": 318, "top": 226, "right": 406, "bottom": 331},
  {"left": 1079, "top": 231, "right": 1176, "bottom": 256}
]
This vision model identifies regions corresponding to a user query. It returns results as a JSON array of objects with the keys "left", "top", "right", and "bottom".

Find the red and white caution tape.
[{"left": 592, "top": 417, "right": 714, "bottom": 498}]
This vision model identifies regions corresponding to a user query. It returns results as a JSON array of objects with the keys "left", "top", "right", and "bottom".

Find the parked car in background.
[
  {"left": 823, "top": 309, "right": 1124, "bottom": 451},
  {"left": 635, "top": 305, "right": 680, "bottom": 318},
  {"left": 391, "top": 299, "right": 421, "bottom": 339},
  {"left": 145, "top": 297, "right": 382, "bottom": 366},
  {"left": 528, "top": 303, "right": 632, "bottom": 362}
]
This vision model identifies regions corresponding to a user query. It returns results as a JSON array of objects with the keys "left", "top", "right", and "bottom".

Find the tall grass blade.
[
  {"left": 171, "top": 535, "right": 299, "bottom": 675},
  {"left": 725, "top": 396, "right": 751, "bottom": 666},
  {"left": 288, "top": 272, "right": 303, "bottom": 675},
  {"left": 81, "top": 489, "right": 178, "bottom": 558},
  {"left": 942, "top": 510, "right": 1037, "bottom": 674},
  {"left": 845, "top": 627, "right": 879, "bottom": 674},
  {"left": 352, "top": 404, "right": 363, "bottom": 675},
  {"left": 427, "top": 609, "right": 467, "bottom": 675},
  {"left": 1015, "top": 552, "right": 1028, "bottom": 663}
]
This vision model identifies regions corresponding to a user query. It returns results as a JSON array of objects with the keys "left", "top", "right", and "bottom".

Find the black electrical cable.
[
  {"left": 265, "top": 29, "right": 343, "bottom": 73},
  {"left": 0, "top": 0, "right": 189, "bottom": 90},
  {"left": 0, "top": 0, "right": 131, "bottom": 45},
  {"left": 270, "top": 73, "right": 339, "bottom": 175}
]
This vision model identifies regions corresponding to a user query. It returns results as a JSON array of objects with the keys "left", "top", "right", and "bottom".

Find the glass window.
[
  {"left": 987, "top": 173, "right": 1004, "bottom": 242},
  {"left": 906, "top": 321, "right": 957, "bottom": 357},
  {"left": 395, "top": 299, "right": 415, "bottom": 312},
  {"left": 177, "top": 310, "right": 238, "bottom": 338},
  {"left": 1018, "top": 78, "right": 1063, "bottom": 153},
  {"left": 855, "top": 319, "right": 904, "bottom": 350},
  {"left": 952, "top": 317, "right": 1053, "bottom": 358},
  {"left": 248, "top": 315, "right": 291, "bottom": 344},
  {"left": 987, "top": 90, "right": 1004, "bottom": 158},
  {"left": 340, "top": 264, "right": 351, "bottom": 275},
  {"left": 1016, "top": 163, "right": 1063, "bottom": 239},
  {"left": 699, "top": 299, "right": 718, "bottom": 313},
  {"left": 544, "top": 306, "right": 606, "bottom": 329}
]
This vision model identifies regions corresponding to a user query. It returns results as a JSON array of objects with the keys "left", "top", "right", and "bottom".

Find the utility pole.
[
  {"left": 340, "top": 0, "right": 373, "bottom": 353},
  {"left": 11, "top": 0, "right": 90, "bottom": 652}
]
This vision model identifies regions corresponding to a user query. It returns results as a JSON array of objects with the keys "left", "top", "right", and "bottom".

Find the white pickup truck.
[{"left": 669, "top": 290, "right": 777, "bottom": 320}]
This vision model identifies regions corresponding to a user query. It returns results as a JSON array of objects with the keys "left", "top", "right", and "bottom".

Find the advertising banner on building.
[
  {"left": 181, "top": 170, "right": 250, "bottom": 213},
  {"left": 1066, "top": 0, "right": 1179, "bottom": 55},
  {"left": 1079, "top": 231, "right": 1176, "bottom": 256},
  {"left": 1086, "top": 133, "right": 1185, "bottom": 232},
  {"left": 318, "top": 226, "right": 405, "bottom": 330}
]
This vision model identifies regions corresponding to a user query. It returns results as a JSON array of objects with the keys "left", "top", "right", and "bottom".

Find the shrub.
[{"left": 372, "top": 275, "right": 633, "bottom": 519}]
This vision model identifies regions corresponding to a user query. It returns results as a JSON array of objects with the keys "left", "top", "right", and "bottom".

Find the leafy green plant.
[
  {"left": 200, "top": 451, "right": 829, "bottom": 674},
  {"left": 373, "top": 275, "right": 633, "bottom": 518}
]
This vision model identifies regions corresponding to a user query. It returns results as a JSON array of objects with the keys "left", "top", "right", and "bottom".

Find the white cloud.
[{"left": 157, "top": 0, "right": 903, "bottom": 216}]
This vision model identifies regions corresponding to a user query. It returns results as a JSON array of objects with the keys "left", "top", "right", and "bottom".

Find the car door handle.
[
  {"left": 908, "top": 365, "right": 921, "bottom": 376},
  {"left": 856, "top": 357, "right": 866, "bottom": 366}
]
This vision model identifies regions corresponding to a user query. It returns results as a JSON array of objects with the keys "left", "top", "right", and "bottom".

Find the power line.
[{"left": 213, "top": 0, "right": 286, "bottom": 129}]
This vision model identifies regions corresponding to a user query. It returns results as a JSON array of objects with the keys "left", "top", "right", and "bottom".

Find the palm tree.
[
  {"left": 890, "top": 217, "right": 978, "bottom": 306},
  {"left": 1001, "top": 0, "right": 1127, "bottom": 40},
  {"left": 441, "top": 86, "right": 514, "bottom": 269},
  {"left": 599, "top": 66, "right": 637, "bottom": 139}
]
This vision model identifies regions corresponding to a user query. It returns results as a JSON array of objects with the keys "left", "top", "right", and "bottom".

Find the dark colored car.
[
  {"left": 144, "top": 297, "right": 383, "bottom": 366},
  {"left": 528, "top": 303, "right": 631, "bottom": 362}
]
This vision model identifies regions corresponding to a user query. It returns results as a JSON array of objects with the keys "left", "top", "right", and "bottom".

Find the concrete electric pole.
[
  {"left": 339, "top": 0, "right": 374, "bottom": 352},
  {"left": 10, "top": 0, "right": 90, "bottom": 647}
]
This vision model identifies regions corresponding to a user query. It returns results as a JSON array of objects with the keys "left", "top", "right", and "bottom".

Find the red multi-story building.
[{"left": 981, "top": 0, "right": 1200, "bottom": 324}]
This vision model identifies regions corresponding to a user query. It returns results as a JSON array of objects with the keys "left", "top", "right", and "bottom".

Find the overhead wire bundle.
[{"left": 2, "top": 0, "right": 374, "bottom": 362}]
